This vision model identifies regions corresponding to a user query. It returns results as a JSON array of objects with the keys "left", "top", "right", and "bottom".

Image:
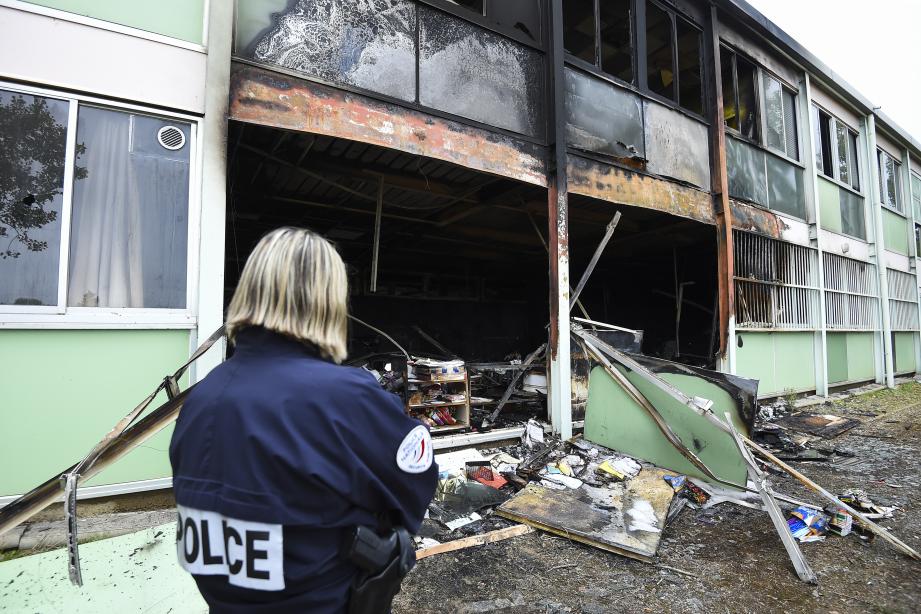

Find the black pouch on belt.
[{"left": 342, "top": 525, "right": 415, "bottom": 614}]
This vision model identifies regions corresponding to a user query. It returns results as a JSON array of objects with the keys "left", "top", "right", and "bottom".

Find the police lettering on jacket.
[{"left": 176, "top": 505, "right": 284, "bottom": 591}]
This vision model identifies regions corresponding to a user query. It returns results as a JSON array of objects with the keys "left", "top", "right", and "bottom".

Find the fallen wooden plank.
[{"left": 415, "top": 524, "right": 533, "bottom": 560}]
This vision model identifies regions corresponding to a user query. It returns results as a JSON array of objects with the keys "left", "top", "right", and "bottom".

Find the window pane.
[
  {"left": 835, "top": 121, "right": 850, "bottom": 186},
  {"left": 879, "top": 151, "right": 901, "bottom": 211},
  {"left": 783, "top": 88, "right": 798, "bottom": 160},
  {"left": 721, "top": 47, "right": 738, "bottom": 131},
  {"left": 67, "top": 107, "right": 190, "bottom": 308},
  {"left": 736, "top": 55, "right": 759, "bottom": 140},
  {"left": 486, "top": 0, "right": 540, "bottom": 41},
  {"left": 848, "top": 131, "right": 860, "bottom": 191},
  {"left": 762, "top": 73, "right": 785, "bottom": 152},
  {"left": 818, "top": 109, "right": 834, "bottom": 177},
  {"left": 646, "top": 2, "right": 674, "bottom": 100},
  {"left": 912, "top": 174, "right": 921, "bottom": 220},
  {"left": 0, "top": 90, "right": 69, "bottom": 306},
  {"left": 811, "top": 105, "right": 824, "bottom": 173},
  {"left": 600, "top": 0, "right": 633, "bottom": 83},
  {"left": 676, "top": 18, "right": 702, "bottom": 115},
  {"left": 563, "top": 0, "right": 596, "bottom": 63}
]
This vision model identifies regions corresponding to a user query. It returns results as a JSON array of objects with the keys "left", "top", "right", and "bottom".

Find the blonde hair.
[{"left": 226, "top": 227, "right": 349, "bottom": 363}]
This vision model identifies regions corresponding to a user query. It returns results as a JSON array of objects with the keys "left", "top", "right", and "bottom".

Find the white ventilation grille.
[
  {"left": 888, "top": 269, "right": 919, "bottom": 331},
  {"left": 824, "top": 253, "right": 878, "bottom": 330},
  {"left": 157, "top": 125, "right": 186, "bottom": 151},
  {"left": 733, "top": 230, "right": 820, "bottom": 329}
]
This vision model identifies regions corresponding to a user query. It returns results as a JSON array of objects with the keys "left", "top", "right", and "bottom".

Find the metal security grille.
[
  {"left": 824, "top": 253, "right": 879, "bottom": 330},
  {"left": 888, "top": 269, "right": 920, "bottom": 331},
  {"left": 734, "top": 231, "right": 820, "bottom": 329}
]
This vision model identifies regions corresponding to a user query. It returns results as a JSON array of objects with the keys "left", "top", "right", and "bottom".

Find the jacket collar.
[{"left": 231, "top": 326, "right": 324, "bottom": 360}]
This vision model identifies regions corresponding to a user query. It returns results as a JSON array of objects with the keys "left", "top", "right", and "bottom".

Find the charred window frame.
[
  {"left": 560, "top": 0, "right": 705, "bottom": 118},
  {"left": 811, "top": 104, "right": 861, "bottom": 192},
  {"left": 562, "top": 0, "right": 634, "bottom": 85},
  {"left": 720, "top": 45, "right": 760, "bottom": 142},
  {"left": 420, "top": 0, "right": 544, "bottom": 48},
  {"left": 877, "top": 149, "right": 903, "bottom": 213}
]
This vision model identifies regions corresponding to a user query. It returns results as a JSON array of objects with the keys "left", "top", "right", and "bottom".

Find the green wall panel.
[
  {"left": 584, "top": 366, "right": 748, "bottom": 486},
  {"left": 882, "top": 208, "right": 910, "bottom": 255},
  {"left": 735, "top": 331, "right": 816, "bottom": 396},
  {"left": 846, "top": 332, "right": 876, "bottom": 381},
  {"left": 894, "top": 332, "right": 917, "bottom": 374},
  {"left": 818, "top": 177, "right": 842, "bottom": 233},
  {"left": 22, "top": 0, "right": 205, "bottom": 44},
  {"left": 0, "top": 329, "right": 190, "bottom": 496},
  {"left": 826, "top": 333, "right": 848, "bottom": 384}
]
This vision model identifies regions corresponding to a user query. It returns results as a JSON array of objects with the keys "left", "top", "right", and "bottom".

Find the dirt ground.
[{"left": 396, "top": 382, "right": 921, "bottom": 614}]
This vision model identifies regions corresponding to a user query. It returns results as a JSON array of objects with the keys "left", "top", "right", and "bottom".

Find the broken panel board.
[
  {"left": 496, "top": 468, "right": 675, "bottom": 562},
  {"left": 583, "top": 364, "right": 753, "bottom": 486}
]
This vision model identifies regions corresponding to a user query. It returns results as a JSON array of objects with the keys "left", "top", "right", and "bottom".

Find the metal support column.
[
  {"left": 866, "top": 115, "right": 896, "bottom": 388},
  {"left": 547, "top": 0, "right": 572, "bottom": 439},
  {"left": 801, "top": 74, "right": 829, "bottom": 398},
  {"left": 195, "top": 0, "right": 235, "bottom": 380},
  {"left": 704, "top": 6, "right": 736, "bottom": 373}
]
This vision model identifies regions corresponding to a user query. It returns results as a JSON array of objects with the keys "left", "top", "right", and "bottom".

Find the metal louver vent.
[{"left": 157, "top": 125, "right": 186, "bottom": 151}]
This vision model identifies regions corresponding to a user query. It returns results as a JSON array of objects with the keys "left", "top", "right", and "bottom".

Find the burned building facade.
[{"left": 1, "top": 0, "right": 920, "bottom": 501}]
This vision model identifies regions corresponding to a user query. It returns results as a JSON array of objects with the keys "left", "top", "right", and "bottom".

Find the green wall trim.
[
  {"left": 827, "top": 332, "right": 876, "bottom": 384},
  {"left": 893, "top": 332, "right": 917, "bottom": 374},
  {"left": 818, "top": 177, "right": 842, "bottom": 233},
  {"left": 21, "top": 0, "right": 205, "bottom": 44},
  {"left": 0, "top": 329, "right": 189, "bottom": 496},
  {"left": 882, "top": 208, "right": 910, "bottom": 255},
  {"left": 735, "top": 331, "right": 816, "bottom": 396},
  {"left": 584, "top": 366, "right": 748, "bottom": 486}
]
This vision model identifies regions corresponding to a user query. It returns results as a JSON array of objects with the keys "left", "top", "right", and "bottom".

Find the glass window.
[
  {"left": 836, "top": 121, "right": 850, "bottom": 187},
  {"left": 783, "top": 88, "right": 798, "bottom": 160},
  {"left": 599, "top": 0, "right": 633, "bottom": 83},
  {"left": 563, "top": 0, "right": 596, "bottom": 63},
  {"left": 645, "top": 2, "right": 674, "bottom": 101},
  {"left": 763, "top": 74, "right": 785, "bottom": 153},
  {"left": 878, "top": 150, "right": 902, "bottom": 212},
  {"left": 676, "top": 18, "right": 702, "bottom": 115},
  {"left": 0, "top": 90, "right": 70, "bottom": 307},
  {"left": 817, "top": 107, "right": 834, "bottom": 177},
  {"left": 848, "top": 131, "right": 860, "bottom": 190},
  {"left": 486, "top": 0, "right": 540, "bottom": 42},
  {"left": 811, "top": 105, "right": 824, "bottom": 172},
  {"left": 721, "top": 47, "right": 738, "bottom": 131},
  {"left": 736, "top": 55, "right": 759, "bottom": 141},
  {"left": 67, "top": 107, "right": 190, "bottom": 308},
  {"left": 912, "top": 173, "right": 921, "bottom": 220}
]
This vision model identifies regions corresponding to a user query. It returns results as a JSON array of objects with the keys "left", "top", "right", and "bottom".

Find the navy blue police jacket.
[{"left": 169, "top": 327, "right": 438, "bottom": 613}]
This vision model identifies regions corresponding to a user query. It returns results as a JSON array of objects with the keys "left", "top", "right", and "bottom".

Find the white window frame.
[
  {"left": 759, "top": 71, "right": 800, "bottom": 163},
  {"left": 0, "top": 81, "right": 201, "bottom": 329},
  {"left": 812, "top": 103, "right": 864, "bottom": 196},
  {"left": 877, "top": 148, "right": 904, "bottom": 215}
]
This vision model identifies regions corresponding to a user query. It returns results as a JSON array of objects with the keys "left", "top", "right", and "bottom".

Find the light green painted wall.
[
  {"left": 0, "top": 329, "right": 189, "bottom": 496},
  {"left": 735, "top": 331, "right": 816, "bottom": 396},
  {"left": 827, "top": 332, "right": 876, "bottom": 384},
  {"left": 818, "top": 177, "right": 842, "bottom": 233},
  {"left": 584, "top": 366, "right": 748, "bottom": 486},
  {"left": 882, "top": 208, "right": 910, "bottom": 255},
  {"left": 893, "top": 332, "right": 917, "bottom": 374},
  {"left": 22, "top": 0, "right": 205, "bottom": 44}
]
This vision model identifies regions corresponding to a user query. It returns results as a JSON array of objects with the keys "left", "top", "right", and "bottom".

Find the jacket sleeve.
[{"left": 320, "top": 369, "right": 439, "bottom": 533}]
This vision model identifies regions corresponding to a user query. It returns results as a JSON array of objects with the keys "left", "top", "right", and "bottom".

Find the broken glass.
[
  {"left": 241, "top": 0, "right": 417, "bottom": 103},
  {"left": 676, "top": 18, "right": 702, "bottom": 115},
  {"left": 0, "top": 90, "right": 69, "bottom": 306},
  {"left": 839, "top": 188, "right": 866, "bottom": 240},
  {"left": 564, "top": 68, "right": 645, "bottom": 159},
  {"left": 645, "top": 2, "right": 674, "bottom": 101},
  {"left": 726, "top": 136, "right": 767, "bottom": 206},
  {"left": 563, "top": 0, "right": 596, "bottom": 63},
  {"left": 766, "top": 154, "right": 805, "bottom": 219},
  {"left": 600, "top": 0, "right": 633, "bottom": 83},
  {"left": 419, "top": 7, "right": 544, "bottom": 138}
]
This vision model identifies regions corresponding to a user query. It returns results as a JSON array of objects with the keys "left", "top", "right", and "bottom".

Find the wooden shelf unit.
[{"left": 405, "top": 361, "right": 470, "bottom": 433}]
